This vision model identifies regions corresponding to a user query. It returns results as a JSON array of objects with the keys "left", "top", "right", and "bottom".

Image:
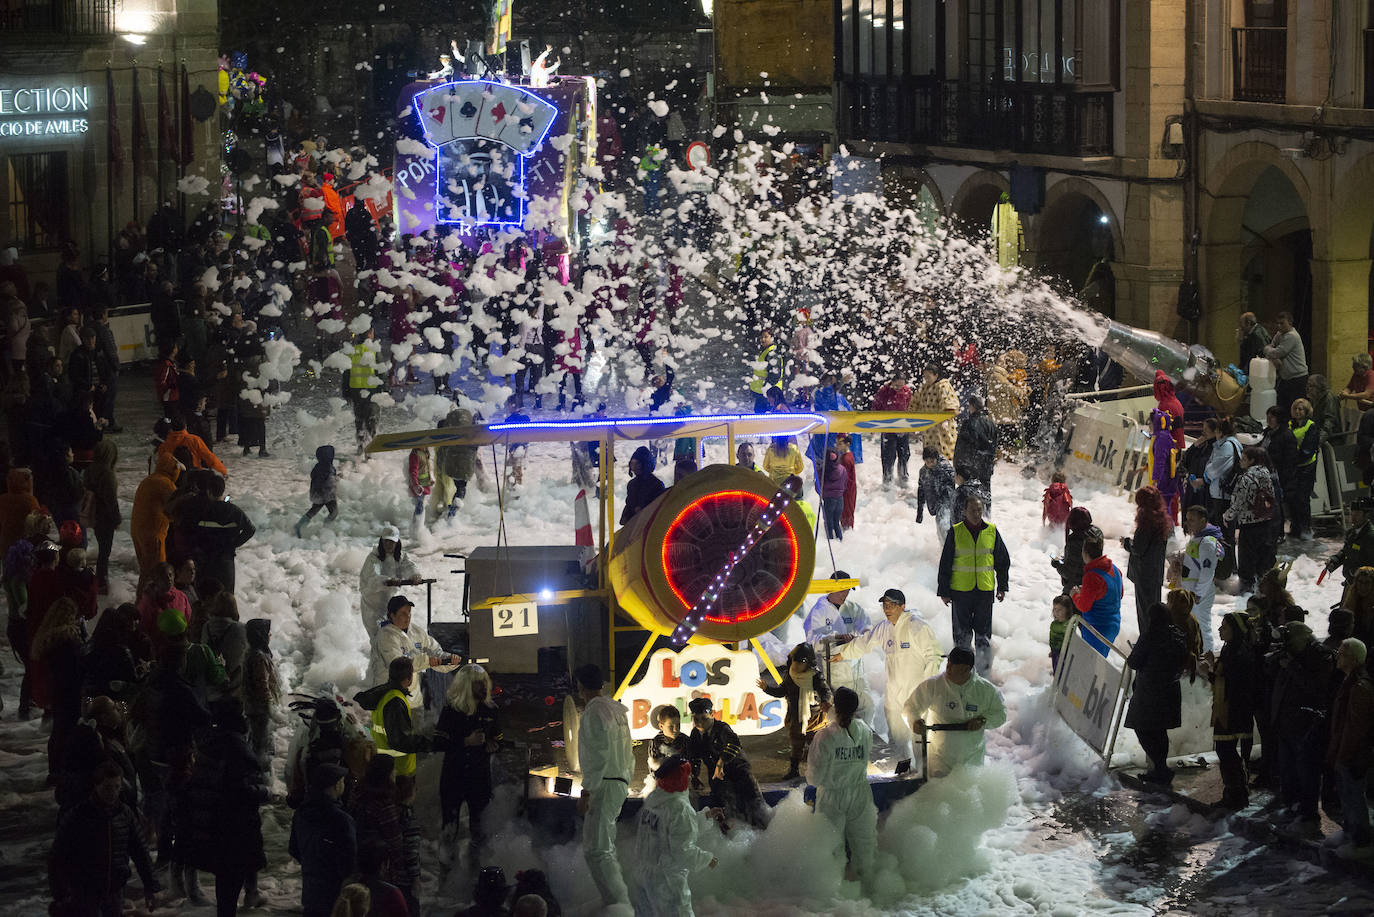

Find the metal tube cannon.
[{"left": 1100, "top": 320, "right": 1246, "bottom": 413}]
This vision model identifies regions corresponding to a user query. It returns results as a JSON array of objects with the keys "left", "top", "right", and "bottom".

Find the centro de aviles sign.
[{"left": 0, "top": 85, "right": 92, "bottom": 137}]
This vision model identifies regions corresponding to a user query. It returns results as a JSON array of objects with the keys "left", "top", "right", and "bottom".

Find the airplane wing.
[{"left": 365, "top": 410, "right": 954, "bottom": 453}]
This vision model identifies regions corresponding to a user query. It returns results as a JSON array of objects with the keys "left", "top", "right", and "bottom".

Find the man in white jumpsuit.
[
  {"left": 631, "top": 756, "right": 717, "bottom": 917},
  {"left": 575, "top": 663, "right": 633, "bottom": 908},
  {"left": 364, "top": 596, "right": 457, "bottom": 707},
  {"left": 831, "top": 587, "right": 942, "bottom": 772},
  {"left": 807, "top": 687, "right": 877, "bottom": 881},
  {"left": 358, "top": 525, "right": 423, "bottom": 635},
  {"left": 903, "top": 646, "right": 1007, "bottom": 777},
  {"left": 802, "top": 572, "right": 872, "bottom": 718}
]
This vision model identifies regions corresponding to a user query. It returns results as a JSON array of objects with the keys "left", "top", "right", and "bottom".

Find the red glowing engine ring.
[{"left": 659, "top": 490, "right": 800, "bottom": 626}]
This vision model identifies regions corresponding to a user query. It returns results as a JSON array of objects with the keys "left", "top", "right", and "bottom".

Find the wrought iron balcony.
[
  {"left": 839, "top": 78, "right": 1114, "bottom": 157},
  {"left": 1231, "top": 27, "right": 1286, "bottom": 103},
  {"left": 0, "top": 0, "right": 116, "bottom": 35}
]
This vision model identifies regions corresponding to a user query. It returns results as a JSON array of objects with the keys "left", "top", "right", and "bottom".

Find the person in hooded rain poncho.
[{"left": 358, "top": 526, "right": 421, "bottom": 636}]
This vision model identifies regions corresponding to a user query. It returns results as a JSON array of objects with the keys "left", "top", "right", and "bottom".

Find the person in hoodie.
[
  {"left": 434, "top": 407, "right": 478, "bottom": 519},
  {"left": 1070, "top": 526, "right": 1124, "bottom": 657},
  {"left": 83, "top": 439, "right": 120, "bottom": 592},
  {"left": 808, "top": 686, "right": 877, "bottom": 880},
  {"left": 242, "top": 618, "right": 279, "bottom": 769},
  {"left": 185, "top": 473, "right": 255, "bottom": 591},
  {"left": 203, "top": 592, "right": 248, "bottom": 703},
  {"left": 631, "top": 755, "right": 717, "bottom": 917},
  {"left": 0, "top": 467, "right": 39, "bottom": 559},
  {"left": 131, "top": 452, "right": 182, "bottom": 579},
  {"left": 818, "top": 447, "right": 847, "bottom": 541},
  {"left": 831, "top": 588, "right": 942, "bottom": 774},
  {"left": 1179, "top": 504, "right": 1224, "bottom": 654},
  {"left": 157, "top": 414, "right": 227, "bottom": 475},
  {"left": 620, "top": 445, "right": 665, "bottom": 525},
  {"left": 916, "top": 446, "right": 956, "bottom": 541},
  {"left": 296, "top": 445, "right": 340, "bottom": 537},
  {"left": 289, "top": 762, "right": 358, "bottom": 917},
  {"left": 51, "top": 760, "right": 159, "bottom": 917},
  {"left": 574, "top": 663, "right": 633, "bottom": 909}
]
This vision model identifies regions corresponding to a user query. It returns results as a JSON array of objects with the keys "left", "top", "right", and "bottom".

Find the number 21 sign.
[{"left": 492, "top": 602, "right": 538, "bottom": 637}]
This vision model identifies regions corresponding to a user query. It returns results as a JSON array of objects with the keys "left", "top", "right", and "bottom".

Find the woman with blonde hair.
[
  {"left": 436, "top": 664, "right": 501, "bottom": 846},
  {"left": 329, "top": 883, "right": 371, "bottom": 917}
]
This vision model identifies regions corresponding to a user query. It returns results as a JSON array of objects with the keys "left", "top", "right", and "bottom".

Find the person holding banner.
[{"left": 903, "top": 646, "right": 1006, "bottom": 777}]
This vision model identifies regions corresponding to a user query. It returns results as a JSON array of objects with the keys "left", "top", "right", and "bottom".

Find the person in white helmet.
[
  {"left": 358, "top": 524, "right": 422, "bottom": 637},
  {"left": 903, "top": 646, "right": 1007, "bottom": 777},
  {"left": 630, "top": 755, "right": 717, "bottom": 916},
  {"left": 807, "top": 686, "right": 877, "bottom": 881},
  {"left": 831, "top": 587, "right": 942, "bottom": 773},
  {"left": 802, "top": 572, "right": 872, "bottom": 719}
]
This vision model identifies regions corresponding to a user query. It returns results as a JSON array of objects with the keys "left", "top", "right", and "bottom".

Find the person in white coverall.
[
  {"left": 807, "top": 686, "right": 877, "bottom": 880},
  {"left": 358, "top": 524, "right": 423, "bottom": 636},
  {"left": 831, "top": 587, "right": 942, "bottom": 772},
  {"left": 803, "top": 572, "right": 873, "bottom": 719},
  {"left": 903, "top": 646, "right": 1007, "bottom": 777},
  {"left": 632, "top": 755, "right": 717, "bottom": 917},
  {"left": 365, "top": 595, "right": 457, "bottom": 707},
  {"left": 575, "top": 663, "right": 633, "bottom": 908}
]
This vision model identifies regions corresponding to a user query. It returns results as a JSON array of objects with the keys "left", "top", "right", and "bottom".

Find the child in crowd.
[
  {"left": 632, "top": 755, "right": 716, "bottom": 917},
  {"left": 1042, "top": 471, "right": 1074, "bottom": 529},
  {"left": 648, "top": 705, "right": 689, "bottom": 768},
  {"left": 1053, "top": 506, "right": 1093, "bottom": 594},
  {"left": 916, "top": 446, "right": 955, "bottom": 542},
  {"left": 503, "top": 396, "right": 530, "bottom": 488},
  {"left": 296, "top": 444, "right": 339, "bottom": 537},
  {"left": 1176, "top": 505, "right": 1223, "bottom": 654},
  {"left": 406, "top": 446, "right": 432, "bottom": 538},
  {"left": 1050, "top": 595, "right": 1073, "bottom": 673}
]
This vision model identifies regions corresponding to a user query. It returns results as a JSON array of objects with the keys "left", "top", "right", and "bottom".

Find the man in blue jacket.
[{"left": 289, "top": 762, "right": 357, "bottom": 917}]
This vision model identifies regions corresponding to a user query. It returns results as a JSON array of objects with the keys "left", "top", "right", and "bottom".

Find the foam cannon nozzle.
[{"left": 1099, "top": 320, "right": 1246, "bottom": 413}]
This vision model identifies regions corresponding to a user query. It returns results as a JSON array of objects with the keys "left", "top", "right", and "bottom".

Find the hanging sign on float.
[{"left": 621, "top": 645, "right": 784, "bottom": 739}]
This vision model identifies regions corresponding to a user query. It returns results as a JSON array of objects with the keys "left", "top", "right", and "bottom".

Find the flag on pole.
[
  {"left": 574, "top": 488, "right": 595, "bottom": 573},
  {"left": 486, "top": 0, "right": 513, "bottom": 55},
  {"left": 132, "top": 67, "right": 147, "bottom": 215},
  {"left": 106, "top": 68, "right": 123, "bottom": 183},
  {"left": 157, "top": 66, "right": 175, "bottom": 163},
  {"left": 177, "top": 64, "right": 193, "bottom": 166}
]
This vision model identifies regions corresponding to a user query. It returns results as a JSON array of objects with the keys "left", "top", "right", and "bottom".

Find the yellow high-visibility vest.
[
  {"left": 370, "top": 688, "right": 416, "bottom": 776},
  {"left": 951, "top": 522, "right": 998, "bottom": 592}
]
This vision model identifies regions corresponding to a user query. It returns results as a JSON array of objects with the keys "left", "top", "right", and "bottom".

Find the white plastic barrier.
[{"left": 1062, "top": 396, "right": 1156, "bottom": 494}]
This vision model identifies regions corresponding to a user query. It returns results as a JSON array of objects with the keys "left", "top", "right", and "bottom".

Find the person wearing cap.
[
  {"left": 356, "top": 657, "right": 434, "bottom": 802},
  {"left": 1327, "top": 498, "right": 1374, "bottom": 588},
  {"left": 903, "top": 646, "right": 1007, "bottom": 777},
  {"left": 573, "top": 663, "right": 633, "bottom": 908},
  {"left": 365, "top": 595, "right": 455, "bottom": 708},
  {"left": 1271, "top": 621, "right": 1337, "bottom": 834},
  {"left": 358, "top": 526, "right": 422, "bottom": 636},
  {"left": 831, "top": 587, "right": 942, "bottom": 773},
  {"left": 802, "top": 572, "right": 872, "bottom": 719},
  {"left": 289, "top": 761, "right": 358, "bottom": 917},
  {"left": 1069, "top": 525, "right": 1124, "bottom": 659},
  {"left": 1328, "top": 637, "right": 1374, "bottom": 853},
  {"left": 807, "top": 685, "right": 877, "bottom": 880},
  {"left": 757, "top": 642, "right": 831, "bottom": 781},
  {"left": 938, "top": 494, "right": 1010, "bottom": 677},
  {"left": 631, "top": 755, "right": 717, "bottom": 916},
  {"left": 685, "top": 695, "right": 770, "bottom": 827}
]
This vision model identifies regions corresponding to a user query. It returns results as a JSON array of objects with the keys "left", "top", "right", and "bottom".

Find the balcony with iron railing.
[
  {"left": 1231, "top": 27, "right": 1287, "bottom": 103},
  {"left": 0, "top": 0, "right": 116, "bottom": 35},
  {"left": 838, "top": 77, "right": 1114, "bottom": 158}
]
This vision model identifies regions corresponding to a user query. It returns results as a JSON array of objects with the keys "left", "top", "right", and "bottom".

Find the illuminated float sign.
[
  {"left": 622, "top": 646, "right": 784, "bottom": 739},
  {"left": 0, "top": 85, "right": 91, "bottom": 137},
  {"left": 408, "top": 80, "right": 558, "bottom": 229}
]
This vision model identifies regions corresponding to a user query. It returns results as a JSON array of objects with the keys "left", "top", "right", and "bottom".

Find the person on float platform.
[
  {"left": 807, "top": 686, "right": 877, "bottom": 882},
  {"left": 803, "top": 572, "right": 872, "bottom": 718},
  {"left": 903, "top": 646, "right": 1007, "bottom": 777},
  {"left": 358, "top": 525, "right": 423, "bottom": 636},
  {"left": 937, "top": 495, "right": 1010, "bottom": 678},
  {"left": 365, "top": 595, "right": 457, "bottom": 708},
  {"left": 830, "top": 587, "right": 942, "bottom": 775},
  {"left": 574, "top": 664, "right": 633, "bottom": 909}
]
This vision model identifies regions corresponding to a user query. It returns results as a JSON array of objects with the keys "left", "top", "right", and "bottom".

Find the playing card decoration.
[{"left": 413, "top": 80, "right": 557, "bottom": 156}]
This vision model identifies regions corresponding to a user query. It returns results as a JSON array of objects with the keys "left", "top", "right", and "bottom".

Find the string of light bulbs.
[{"left": 669, "top": 474, "right": 805, "bottom": 646}]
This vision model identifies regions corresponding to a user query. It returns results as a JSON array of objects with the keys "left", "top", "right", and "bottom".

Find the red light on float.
[{"left": 660, "top": 490, "right": 800, "bottom": 626}]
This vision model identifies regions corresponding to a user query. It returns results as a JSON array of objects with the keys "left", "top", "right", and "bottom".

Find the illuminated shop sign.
[
  {"left": 0, "top": 85, "right": 92, "bottom": 137},
  {"left": 409, "top": 80, "right": 558, "bottom": 229}
]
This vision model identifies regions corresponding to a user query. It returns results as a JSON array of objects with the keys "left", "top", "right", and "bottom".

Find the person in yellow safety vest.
[
  {"left": 749, "top": 329, "right": 784, "bottom": 413},
  {"left": 346, "top": 329, "right": 383, "bottom": 455},
  {"left": 1288, "top": 397, "right": 1322, "bottom": 541},
  {"left": 936, "top": 495, "right": 1010, "bottom": 678},
  {"left": 358, "top": 656, "right": 433, "bottom": 799}
]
